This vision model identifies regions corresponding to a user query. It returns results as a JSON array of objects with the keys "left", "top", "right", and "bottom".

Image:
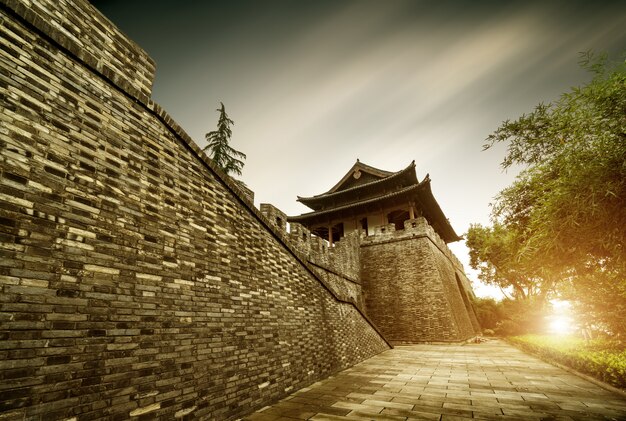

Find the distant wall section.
[{"left": 260, "top": 204, "right": 364, "bottom": 309}]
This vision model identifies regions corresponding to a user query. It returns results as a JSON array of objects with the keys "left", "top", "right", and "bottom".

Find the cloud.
[{"left": 94, "top": 0, "right": 626, "bottom": 291}]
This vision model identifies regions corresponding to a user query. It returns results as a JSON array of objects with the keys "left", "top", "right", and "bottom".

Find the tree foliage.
[
  {"left": 203, "top": 103, "right": 246, "bottom": 176},
  {"left": 473, "top": 297, "right": 546, "bottom": 336},
  {"left": 472, "top": 297, "right": 503, "bottom": 330},
  {"left": 468, "top": 52, "right": 626, "bottom": 334},
  {"left": 466, "top": 223, "right": 556, "bottom": 301}
]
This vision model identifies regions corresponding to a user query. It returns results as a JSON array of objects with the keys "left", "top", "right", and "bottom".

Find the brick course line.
[{"left": 0, "top": 0, "right": 391, "bottom": 348}]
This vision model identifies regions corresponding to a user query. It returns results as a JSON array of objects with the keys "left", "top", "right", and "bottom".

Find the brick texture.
[
  {"left": 258, "top": 210, "right": 481, "bottom": 344},
  {"left": 0, "top": 2, "right": 389, "bottom": 420},
  {"left": 2, "top": 0, "right": 155, "bottom": 102},
  {"left": 361, "top": 218, "right": 480, "bottom": 344},
  {"left": 260, "top": 204, "right": 363, "bottom": 309}
]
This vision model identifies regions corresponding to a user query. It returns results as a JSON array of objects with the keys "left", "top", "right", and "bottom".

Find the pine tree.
[{"left": 203, "top": 103, "right": 246, "bottom": 176}]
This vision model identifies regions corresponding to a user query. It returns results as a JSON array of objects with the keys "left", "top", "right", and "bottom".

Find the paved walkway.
[{"left": 243, "top": 339, "right": 626, "bottom": 421}]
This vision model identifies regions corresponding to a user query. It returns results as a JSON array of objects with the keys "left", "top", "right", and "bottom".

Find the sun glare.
[
  {"left": 547, "top": 299, "right": 575, "bottom": 335},
  {"left": 548, "top": 316, "right": 575, "bottom": 335}
]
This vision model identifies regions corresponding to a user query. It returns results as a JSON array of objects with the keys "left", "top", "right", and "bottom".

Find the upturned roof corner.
[{"left": 289, "top": 160, "right": 460, "bottom": 243}]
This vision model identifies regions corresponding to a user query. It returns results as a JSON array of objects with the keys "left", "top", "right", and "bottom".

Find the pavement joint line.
[
  {"left": 244, "top": 339, "right": 626, "bottom": 420},
  {"left": 505, "top": 339, "right": 626, "bottom": 400}
]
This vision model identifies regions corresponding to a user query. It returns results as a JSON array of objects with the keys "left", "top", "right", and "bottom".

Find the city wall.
[
  {"left": 260, "top": 204, "right": 363, "bottom": 309},
  {"left": 361, "top": 218, "right": 480, "bottom": 343},
  {"left": 261, "top": 201, "right": 480, "bottom": 343},
  {"left": 0, "top": 1, "right": 389, "bottom": 420}
]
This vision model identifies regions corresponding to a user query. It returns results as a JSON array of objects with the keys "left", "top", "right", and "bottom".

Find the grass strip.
[{"left": 508, "top": 334, "right": 626, "bottom": 390}]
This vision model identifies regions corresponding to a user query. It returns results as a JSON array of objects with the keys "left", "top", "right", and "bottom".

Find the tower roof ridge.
[{"left": 298, "top": 160, "right": 416, "bottom": 204}]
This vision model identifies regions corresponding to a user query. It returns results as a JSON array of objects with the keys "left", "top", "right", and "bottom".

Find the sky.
[{"left": 91, "top": 0, "right": 626, "bottom": 299}]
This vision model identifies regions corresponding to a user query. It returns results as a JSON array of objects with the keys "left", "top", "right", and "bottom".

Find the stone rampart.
[
  {"left": 360, "top": 217, "right": 479, "bottom": 343},
  {"left": 364, "top": 217, "right": 466, "bottom": 272},
  {"left": 259, "top": 205, "right": 363, "bottom": 306},
  {"left": 307, "top": 229, "right": 361, "bottom": 282},
  {"left": 0, "top": 2, "right": 389, "bottom": 420},
  {"left": 2, "top": 0, "right": 155, "bottom": 102},
  {"left": 308, "top": 265, "right": 364, "bottom": 310}
]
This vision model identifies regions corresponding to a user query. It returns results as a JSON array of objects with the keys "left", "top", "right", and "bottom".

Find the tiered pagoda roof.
[{"left": 287, "top": 160, "right": 461, "bottom": 243}]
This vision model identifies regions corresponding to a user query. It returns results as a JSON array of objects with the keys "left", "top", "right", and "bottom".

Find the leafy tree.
[
  {"left": 472, "top": 297, "right": 504, "bottom": 330},
  {"left": 203, "top": 102, "right": 246, "bottom": 176},
  {"left": 472, "top": 296, "right": 546, "bottom": 336},
  {"left": 466, "top": 223, "right": 557, "bottom": 302},
  {"left": 495, "top": 299, "right": 546, "bottom": 336},
  {"left": 469, "top": 52, "right": 626, "bottom": 334}
]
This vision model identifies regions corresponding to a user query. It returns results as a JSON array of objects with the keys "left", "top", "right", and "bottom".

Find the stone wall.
[
  {"left": 309, "top": 265, "right": 364, "bottom": 310},
  {"left": 260, "top": 204, "right": 363, "bottom": 307},
  {"left": 1, "top": 0, "right": 155, "bottom": 102},
  {"left": 360, "top": 218, "right": 479, "bottom": 343},
  {"left": 0, "top": 2, "right": 389, "bottom": 420},
  {"left": 258, "top": 204, "right": 480, "bottom": 340},
  {"left": 308, "top": 229, "right": 361, "bottom": 282}
]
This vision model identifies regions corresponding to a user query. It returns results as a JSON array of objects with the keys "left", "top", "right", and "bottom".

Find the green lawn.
[{"left": 508, "top": 334, "right": 626, "bottom": 390}]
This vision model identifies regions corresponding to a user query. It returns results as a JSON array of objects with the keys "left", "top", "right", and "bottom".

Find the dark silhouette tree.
[{"left": 203, "top": 102, "right": 246, "bottom": 176}]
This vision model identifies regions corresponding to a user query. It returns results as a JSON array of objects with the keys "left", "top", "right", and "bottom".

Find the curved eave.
[
  {"left": 417, "top": 179, "right": 462, "bottom": 243},
  {"left": 290, "top": 182, "right": 424, "bottom": 223},
  {"left": 297, "top": 161, "right": 417, "bottom": 210},
  {"left": 289, "top": 177, "right": 462, "bottom": 244}
]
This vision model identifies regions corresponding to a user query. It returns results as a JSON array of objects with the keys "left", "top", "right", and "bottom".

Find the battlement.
[
  {"left": 259, "top": 204, "right": 464, "bottom": 280},
  {"left": 362, "top": 217, "right": 465, "bottom": 271},
  {"left": 259, "top": 204, "right": 362, "bottom": 281},
  {"left": 260, "top": 203, "right": 288, "bottom": 232}
]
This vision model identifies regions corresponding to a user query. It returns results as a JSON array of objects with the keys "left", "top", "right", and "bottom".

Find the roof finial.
[{"left": 356, "top": 158, "right": 360, "bottom": 162}]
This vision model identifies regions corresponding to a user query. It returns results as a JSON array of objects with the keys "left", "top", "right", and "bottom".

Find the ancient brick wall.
[
  {"left": 309, "top": 265, "right": 364, "bottom": 310},
  {"left": 286, "top": 219, "right": 362, "bottom": 283},
  {"left": 360, "top": 218, "right": 479, "bottom": 344},
  {"left": 455, "top": 269, "right": 481, "bottom": 332},
  {"left": 312, "top": 229, "right": 361, "bottom": 281},
  {"left": 1, "top": 0, "right": 155, "bottom": 102},
  {"left": 0, "top": 1, "right": 389, "bottom": 420},
  {"left": 260, "top": 205, "right": 363, "bottom": 307}
]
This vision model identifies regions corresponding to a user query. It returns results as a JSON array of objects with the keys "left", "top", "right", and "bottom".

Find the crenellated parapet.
[
  {"left": 260, "top": 203, "right": 288, "bottom": 232},
  {"left": 286, "top": 220, "right": 315, "bottom": 257},
  {"left": 259, "top": 204, "right": 465, "bottom": 282},
  {"left": 362, "top": 217, "right": 465, "bottom": 272},
  {"left": 308, "top": 229, "right": 362, "bottom": 282},
  {"left": 259, "top": 204, "right": 362, "bottom": 282}
]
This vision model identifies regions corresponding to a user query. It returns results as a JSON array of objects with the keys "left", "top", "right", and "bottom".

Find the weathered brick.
[
  {"left": 0, "top": 2, "right": 389, "bottom": 420},
  {"left": 361, "top": 219, "right": 479, "bottom": 343}
]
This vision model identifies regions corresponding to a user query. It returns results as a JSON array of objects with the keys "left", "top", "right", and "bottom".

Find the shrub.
[
  {"left": 509, "top": 334, "right": 626, "bottom": 390},
  {"left": 495, "top": 319, "right": 524, "bottom": 336}
]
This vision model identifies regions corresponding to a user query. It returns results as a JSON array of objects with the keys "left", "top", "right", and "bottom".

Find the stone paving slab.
[{"left": 242, "top": 339, "right": 626, "bottom": 421}]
